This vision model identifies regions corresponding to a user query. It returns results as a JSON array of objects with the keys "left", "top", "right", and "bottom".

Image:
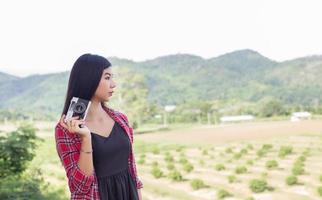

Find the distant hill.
[{"left": 1, "top": 49, "right": 322, "bottom": 119}]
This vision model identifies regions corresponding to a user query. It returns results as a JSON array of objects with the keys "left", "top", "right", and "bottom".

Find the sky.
[{"left": 0, "top": 0, "right": 322, "bottom": 77}]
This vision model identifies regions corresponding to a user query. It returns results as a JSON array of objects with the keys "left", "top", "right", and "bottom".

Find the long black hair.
[{"left": 61, "top": 53, "right": 111, "bottom": 115}]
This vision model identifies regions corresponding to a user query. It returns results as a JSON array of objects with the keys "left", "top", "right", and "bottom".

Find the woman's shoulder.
[{"left": 103, "top": 106, "right": 129, "bottom": 124}]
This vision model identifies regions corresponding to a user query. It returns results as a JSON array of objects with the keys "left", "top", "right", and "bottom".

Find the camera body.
[{"left": 64, "top": 97, "right": 91, "bottom": 123}]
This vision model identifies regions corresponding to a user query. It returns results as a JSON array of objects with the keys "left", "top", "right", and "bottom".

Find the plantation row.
[{"left": 137, "top": 138, "right": 322, "bottom": 199}]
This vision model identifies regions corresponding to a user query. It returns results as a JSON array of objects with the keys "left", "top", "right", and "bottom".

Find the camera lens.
[{"left": 73, "top": 102, "right": 86, "bottom": 114}]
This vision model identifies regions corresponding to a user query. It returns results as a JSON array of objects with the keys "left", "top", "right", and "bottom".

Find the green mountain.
[{"left": 1, "top": 49, "right": 322, "bottom": 120}]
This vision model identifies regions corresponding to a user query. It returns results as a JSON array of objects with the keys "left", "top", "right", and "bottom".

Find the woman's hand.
[{"left": 59, "top": 114, "right": 91, "bottom": 138}]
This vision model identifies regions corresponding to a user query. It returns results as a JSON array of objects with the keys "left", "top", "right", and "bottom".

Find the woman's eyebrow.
[{"left": 104, "top": 72, "right": 112, "bottom": 76}]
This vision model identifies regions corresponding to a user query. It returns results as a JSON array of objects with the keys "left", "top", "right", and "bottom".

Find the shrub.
[
  {"left": 292, "top": 165, "right": 304, "bottom": 176},
  {"left": 168, "top": 170, "right": 183, "bottom": 181},
  {"left": 190, "top": 179, "right": 206, "bottom": 190},
  {"left": 249, "top": 179, "right": 268, "bottom": 193},
  {"left": 138, "top": 158, "right": 145, "bottom": 165},
  {"left": 215, "top": 164, "right": 225, "bottom": 171},
  {"left": 140, "top": 154, "right": 146, "bottom": 159},
  {"left": 294, "top": 158, "right": 305, "bottom": 167},
  {"left": 266, "top": 160, "right": 278, "bottom": 169},
  {"left": 164, "top": 154, "right": 174, "bottom": 163},
  {"left": 167, "top": 163, "right": 175, "bottom": 170},
  {"left": 233, "top": 153, "right": 242, "bottom": 160},
  {"left": 183, "top": 163, "right": 194, "bottom": 173},
  {"left": 225, "top": 147, "right": 233, "bottom": 154},
  {"left": 247, "top": 144, "right": 254, "bottom": 150},
  {"left": 286, "top": 175, "right": 298, "bottom": 185},
  {"left": 240, "top": 148, "right": 248, "bottom": 155},
  {"left": 217, "top": 189, "right": 232, "bottom": 199},
  {"left": 246, "top": 160, "right": 254, "bottom": 165},
  {"left": 279, "top": 146, "right": 293, "bottom": 158},
  {"left": 179, "top": 157, "right": 188, "bottom": 164},
  {"left": 256, "top": 149, "right": 267, "bottom": 157},
  {"left": 245, "top": 197, "right": 255, "bottom": 200},
  {"left": 262, "top": 144, "right": 273, "bottom": 150},
  {"left": 180, "top": 152, "right": 186, "bottom": 157},
  {"left": 302, "top": 148, "right": 311, "bottom": 157},
  {"left": 0, "top": 123, "right": 62, "bottom": 200},
  {"left": 0, "top": 123, "right": 40, "bottom": 178},
  {"left": 152, "top": 147, "right": 160, "bottom": 154},
  {"left": 202, "top": 149, "right": 208, "bottom": 155},
  {"left": 261, "top": 172, "right": 268, "bottom": 179},
  {"left": 318, "top": 186, "right": 322, "bottom": 197},
  {"left": 199, "top": 159, "right": 205, "bottom": 166},
  {"left": 227, "top": 175, "right": 236, "bottom": 183},
  {"left": 176, "top": 146, "right": 184, "bottom": 152},
  {"left": 151, "top": 161, "right": 158, "bottom": 167},
  {"left": 296, "top": 155, "right": 306, "bottom": 162},
  {"left": 235, "top": 166, "right": 247, "bottom": 174},
  {"left": 151, "top": 166, "right": 163, "bottom": 178},
  {"left": 0, "top": 168, "right": 64, "bottom": 200},
  {"left": 319, "top": 175, "right": 322, "bottom": 183}
]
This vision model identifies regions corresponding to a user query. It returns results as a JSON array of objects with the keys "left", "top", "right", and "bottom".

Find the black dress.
[{"left": 91, "top": 122, "right": 139, "bottom": 200}]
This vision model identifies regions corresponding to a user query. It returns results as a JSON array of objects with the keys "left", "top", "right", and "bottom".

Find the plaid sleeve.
[
  {"left": 130, "top": 140, "right": 144, "bottom": 189},
  {"left": 119, "top": 113, "right": 144, "bottom": 189},
  {"left": 55, "top": 124, "right": 95, "bottom": 194}
]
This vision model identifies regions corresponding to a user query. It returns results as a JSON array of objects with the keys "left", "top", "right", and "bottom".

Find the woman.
[{"left": 55, "top": 54, "right": 143, "bottom": 200}]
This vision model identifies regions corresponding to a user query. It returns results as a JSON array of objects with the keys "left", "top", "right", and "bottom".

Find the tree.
[
  {"left": 109, "top": 67, "right": 154, "bottom": 128},
  {"left": 258, "top": 99, "right": 286, "bottom": 117},
  {"left": 0, "top": 123, "right": 64, "bottom": 200}
]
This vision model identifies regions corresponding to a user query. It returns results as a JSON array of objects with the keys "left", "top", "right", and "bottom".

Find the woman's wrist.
[
  {"left": 80, "top": 148, "right": 93, "bottom": 154},
  {"left": 81, "top": 132, "right": 91, "bottom": 140}
]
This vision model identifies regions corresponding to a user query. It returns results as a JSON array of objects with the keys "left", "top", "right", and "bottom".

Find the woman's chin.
[
  {"left": 105, "top": 96, "right": 111, "bottom": 101},
  {"left": 103, "top": 93, "right": 113, "bottom": 101}
]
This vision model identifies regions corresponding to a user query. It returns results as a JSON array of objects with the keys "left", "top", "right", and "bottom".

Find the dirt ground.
[{"left": 136, "top": 120, "right": 322, "bottom": 145}]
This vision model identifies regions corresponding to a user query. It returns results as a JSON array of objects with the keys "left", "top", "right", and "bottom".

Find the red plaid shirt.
[{"left": 55, "top": 106, "right": 143, "bottom": 200}]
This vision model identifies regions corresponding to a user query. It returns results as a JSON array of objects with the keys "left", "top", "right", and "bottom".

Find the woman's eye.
[{"left": 105, "top": 76, "right": 110, "bottom": 80}]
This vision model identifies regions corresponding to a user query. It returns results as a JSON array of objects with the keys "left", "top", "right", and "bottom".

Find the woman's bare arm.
[{"left": 78, "top": 135, "right": 94, "bottom": 175}]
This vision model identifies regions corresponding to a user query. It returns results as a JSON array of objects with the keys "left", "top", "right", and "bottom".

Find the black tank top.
[
  {"left": 91, "top": 121, "right": 139, "bottom": 200},
  {"left": 91, "top": 121, "right": 130, "bottom": 177}
]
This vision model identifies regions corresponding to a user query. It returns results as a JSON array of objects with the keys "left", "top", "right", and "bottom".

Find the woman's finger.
[
  {"left": 67, "top": 120, "right": 72, "bottom": 129},
  {"left": 71, "top": 120, "right": 76, "bottom": 127},
  {"left": 60, "top": 115, "right": 70, "bottom": 129},
  {"left": 65, "top": 116, "right": 79, "bottom": 123},
  {"left": 71, "top": 116, "right": 80, "bottom": 120},
  {"left": 60, "top": 114, "right": 65, "bottom": 122}
]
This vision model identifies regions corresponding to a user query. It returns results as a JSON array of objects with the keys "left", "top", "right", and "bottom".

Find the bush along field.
[{"left": 135, "top": 135, "right": 322, "bottom": 200}]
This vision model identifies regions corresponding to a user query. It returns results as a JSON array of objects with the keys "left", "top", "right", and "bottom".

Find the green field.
[{"left": 3, "top": 120, "right": 322, "bottom": 200}]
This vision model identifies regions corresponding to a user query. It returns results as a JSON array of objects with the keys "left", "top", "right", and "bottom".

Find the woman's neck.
[{"left": 86, "top": 100, "right": 106, "bottom": 122}]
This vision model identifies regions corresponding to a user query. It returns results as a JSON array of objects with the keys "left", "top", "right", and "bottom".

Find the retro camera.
[{"left": 64, "top": 97, "right": 91, "bottom": 127}]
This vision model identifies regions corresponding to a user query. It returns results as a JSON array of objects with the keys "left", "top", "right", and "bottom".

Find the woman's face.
[{"left": 93, "top": 67, "right": 116, "bottom": 102}]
